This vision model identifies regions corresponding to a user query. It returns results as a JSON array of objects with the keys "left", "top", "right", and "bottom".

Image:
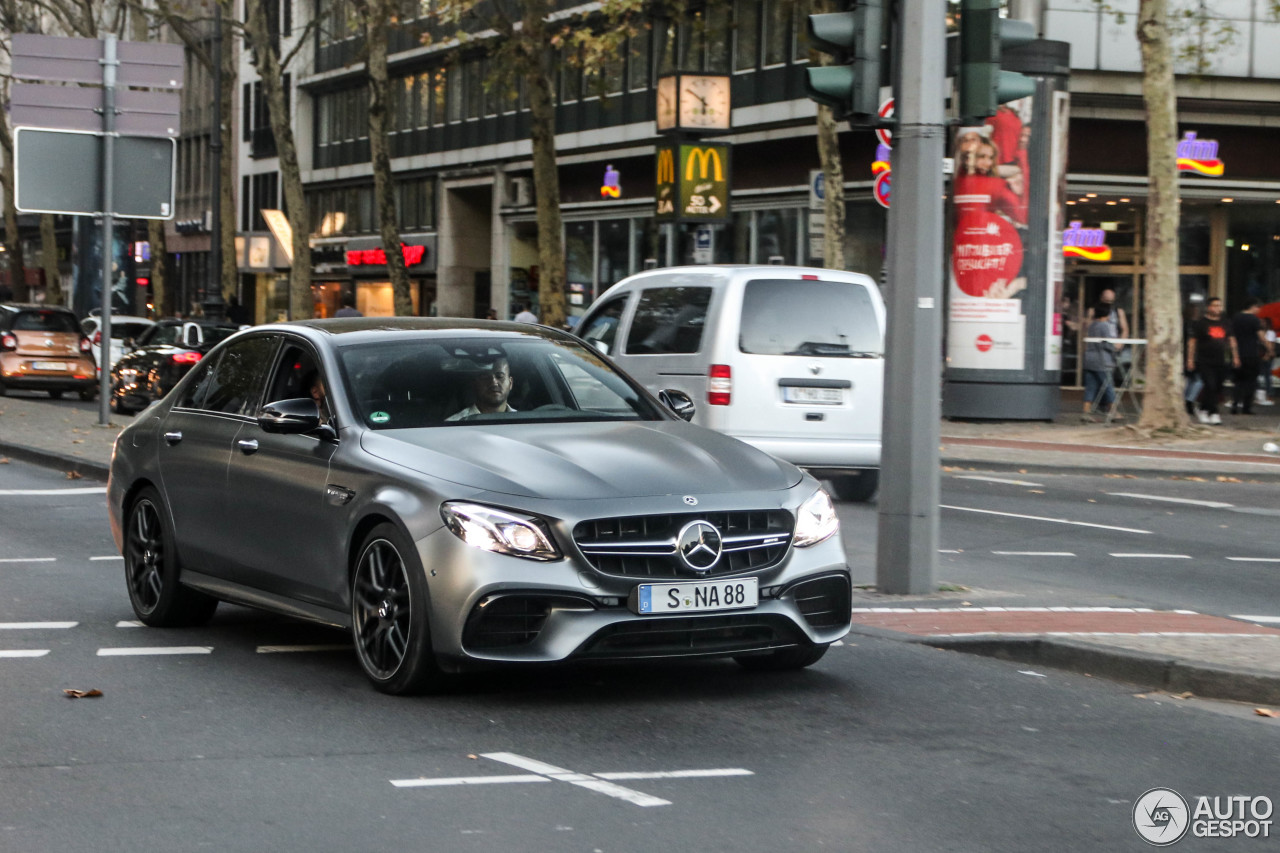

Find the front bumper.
[{"left": 416, "top": 519, "right": 851, "bottom": 671}]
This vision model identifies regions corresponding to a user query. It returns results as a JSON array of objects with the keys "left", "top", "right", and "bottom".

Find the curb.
[
  {"left": 938, "top": 456, "right": 1280, "bottom": 482},
  {"left": 0, "top": 441, "right": 111, "bottom": 482},
  {"left": 924, "top": 636, "right": 1280, "bottom": 706}
]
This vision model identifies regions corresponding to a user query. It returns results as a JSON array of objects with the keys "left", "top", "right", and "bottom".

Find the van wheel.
[{"left": 829, "top": 471, "right": 879, "bottom": 502}]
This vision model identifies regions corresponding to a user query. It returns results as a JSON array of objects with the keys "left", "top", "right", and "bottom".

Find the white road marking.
[
  {"left": 1227, "top": 557, "right": 1280, "bottom": 563},
  {"left": 941, "top": 504, "right": 1151, "bottom": 534},
  {"left": 1107, "top": 492, "right": 1234, "bottom": 509},
  {"left": 90, "top": 555, "right": 122, "bottom": 561},
  {"left": 257, "top": 644, "right": 350, "bottom": 653},
  {"left": 97, "top": 646, "right": 213, "bottom": 656},
  {"left": 1232, "top": 615, "right": 1280, "bottom": 624},
  {"left": 393, "top": 752, "right": 750, "bottom": 807},
  {"left": 0, "top": 622, "right": 77, "bottom": 629},
  {"left": 0, "top": 649, "right": 49, "bottom": 658},
  {"left": 116, "top": 621, "right": 144, "bottom": 628},
  {"left": 1108, "top": 553, "right": 1192, "bottom": 559},
  {"left": 0, "top": 487, "right": 106, "bottom": 495},
  {"left": 955, "top": 475, "right": 1044, "bottom": 487},
  {"left": 393, "top": 775, "right": 548, "bottom": 788},
  {"left": 991, "top": 551, "right": 1076, "bottom": 557},
  {"left": 939, "top": 549, "right": 962, "bottom": 553},
  {"left": 0, "top": 557, "right": 56, "bottom": 564}
]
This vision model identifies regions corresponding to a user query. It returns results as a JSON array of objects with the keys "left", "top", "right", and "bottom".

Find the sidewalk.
[{"left": 4, "top": 389, "right": 1280, "bottom": 707}]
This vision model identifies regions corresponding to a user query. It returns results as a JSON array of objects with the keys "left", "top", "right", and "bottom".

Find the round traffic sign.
[{"left": 875, "top": 98, "right": 894, "bottom": 148}]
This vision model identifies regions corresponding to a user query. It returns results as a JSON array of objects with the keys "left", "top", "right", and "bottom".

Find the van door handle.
[
  {"left": 237, "top": 439, "right": 259, "bottom": 454},
  {"left": 163, "top": 431, "right": 182, "bottom": 445}
]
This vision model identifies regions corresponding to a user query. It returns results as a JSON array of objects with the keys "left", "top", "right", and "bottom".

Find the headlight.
[
  {"left": 793, "top": 488, "right": 839, "bottom": 547},
  {"left": 440, "top": 502, "right": 562, "bottom": 561}
]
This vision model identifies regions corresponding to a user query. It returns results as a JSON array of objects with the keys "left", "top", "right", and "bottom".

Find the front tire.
[
  {"left": 124, "top": 487, "right": 218, "bottom": 627},
  {"left": 351, "top": 522, "right": 443, "bottom": 695},
  {"left": 735, "top": 642, "right": 829, "bottom": 672}
]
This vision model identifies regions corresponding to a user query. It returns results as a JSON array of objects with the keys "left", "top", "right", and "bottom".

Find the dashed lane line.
[
  {"left": 1227, "top": 557, "right": 1280, "bottom": 563},
  {"left": 1107, "top": 492, "right": 1234, "bottom": 509},
  {"left": 257, "top": 644, "right": 350, "bottom": 653},
  {"left": 97, "top": 646, "right": 213, "bottom": 656},
  {"left": 954, "top": 475, "right": 1045, "bottom": 487},
  {"left": 0, "top": 622, "right": 77, "bottom": 629},
  {"left": 991, "top": 551, "right": 1076, "bottom": 556},
  {"left": 481, "top": 753, "right": 671, "bottom": 807},
  {"left": 1108, "top": 553, "right": 1193, "bottom": 559},
  {"left": 940, "top": 504, "right": 1151, "bottom": 534},
  {"left": 90, "top": 556, "right": 122, "bottom": 561},
  {"left": 0, "top": 487, "right": 106, "bottom": 496},
  {"left": 0, "top": 558, "right": 56, "bottom": 564},
  {"left": 0, "top": 650, "right": 49, "bottom": 658}
]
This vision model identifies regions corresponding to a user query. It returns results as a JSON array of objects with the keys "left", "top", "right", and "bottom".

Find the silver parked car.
[{"left": 107, "top": 319, "right": 851, "bottom": 694}]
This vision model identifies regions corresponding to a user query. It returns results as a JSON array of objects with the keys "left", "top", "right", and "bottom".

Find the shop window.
[
  {"left": 656, "top": 19, "right": 677, "bottom": 76},
  {"left": 358, "top": 281, "right": 421, "bottom": 317},
  {"left": 598, "top": 219, "right": 631, "bottom": 291},
  {"left": 734, "top": 0, "right": 760, "bottom": 71},
  {"left": 446, "top": 65, "right": 463, "bottom": 123},
  {"left": 756, "top": 207, "right": 799, "bottom": 264},
  {"left": 763, "top": 0, "right": 789, "bottom": 66},
  {"left": 628, "top": 29, "right": 651, "bottom": 91},
  {"left": 431, "top": 68, "right": 448, "bottom": 126},
  {"left": 465, "top": 59, "right": 484, "bottom": 119},
  {"left": 565, "top": 222, "right": 594, "bottom": 307}
]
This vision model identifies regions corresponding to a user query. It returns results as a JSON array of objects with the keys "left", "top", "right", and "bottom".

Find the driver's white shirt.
[{"left": 445, "top": 403, "right": 517, "bottom": 421}]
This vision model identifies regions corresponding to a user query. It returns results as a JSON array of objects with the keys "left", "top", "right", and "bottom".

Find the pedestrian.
[
  {"left": 513, "top": 303, "right": 538, "bottom": 324},
  {"left": 1258, "top": 317, "right": 1276, "bottom": 407},
  {"left": 1187, "top": 296, "right": 1239, "bottom": 425},
  {"left": 335, "top": 292, "right": 362, "bottom": 317},
  {"left": 1082, "top": 301, "right": 1122, "bottom": 421},
  {"left": 1230, "top": 297, "right": 1267, "bottom": 415}
]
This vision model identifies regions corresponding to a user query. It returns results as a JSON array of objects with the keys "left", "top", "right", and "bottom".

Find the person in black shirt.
[
  {"left": 1230, "top": 297, "right": 1267, "bottom": 414},
  {"left": 1187, "top": 297, "right": 1239, "bottom": 424}
]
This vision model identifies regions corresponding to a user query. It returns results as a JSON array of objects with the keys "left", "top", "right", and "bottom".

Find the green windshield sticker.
[{"left": 370, "top": 411, "right": 390, "bottom": 424}]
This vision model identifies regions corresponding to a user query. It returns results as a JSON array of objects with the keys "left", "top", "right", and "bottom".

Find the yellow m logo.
[
  {"left": 684, "top": 147, "right": 723, "bottom": 181},
  {"left": 656, "top": 148, "right": 675, "bottom": 184}
]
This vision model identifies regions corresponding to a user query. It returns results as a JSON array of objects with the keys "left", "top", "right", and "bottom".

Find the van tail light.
[
  {"left": 170, "top": 351, "right": 202, "bottom": 365},
  {"left": 79, "top": 336, "right": 93, "bottom": 353},
  {"left": 93, "top": 331, "right": 102, "bottom": 346},
  {"left": 0, "top": 332, "right": 15, "bottom": 351},
  {"left": 708, "top": 364, "right": 732, "bottom": 406}
]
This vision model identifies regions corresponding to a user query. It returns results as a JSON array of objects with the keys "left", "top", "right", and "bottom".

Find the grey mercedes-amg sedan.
[{"left": 107, "top": 318, "right": 851, "bottom": 694}]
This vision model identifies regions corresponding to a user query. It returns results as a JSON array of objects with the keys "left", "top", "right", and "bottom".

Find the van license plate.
[
  {"left": 635, "top": 578, "right": 758, "bottom": 615},
  {"left": 783, "top": 386, "right": 843, "bottom": 404},
  {"left": 32, "top": 361, "right": 69, "bottom": 371}
]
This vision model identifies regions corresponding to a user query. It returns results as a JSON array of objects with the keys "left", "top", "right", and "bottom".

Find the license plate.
[
  {"left": 635, "top": 577, "right": 758, "bottom": 615},
  {"left": 783, "top": 386, "right": 843, "bottom": 405},
  {"left": 31, "top": 361, "right": 69, "bottom": 371}
]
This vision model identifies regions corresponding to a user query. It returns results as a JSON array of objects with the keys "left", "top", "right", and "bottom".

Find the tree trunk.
[
  {"left": 244, "top": 0, "right": 313, "bottom": 319},
  {"left": 522, "top": 0, "right": 567, "bottom": 329},
  {"left": 0, "top": 90, "right": 28, "bottom": 302},
  {"left": 1136, "top": 0, "right": 1188, "bottom": 433},
  {"left": 39, "top": 215, "right": 61, "bottom": 305},
  {"left": 149, "top": 219, "right": 171, "bottom": 318},
  {"left": 361, "top": 0, "right": 413, "bottom": 315},
  {"left": 219, "top": 15, "right": 239, "bottom": 304},
  {"left": 816, "top": 105, "right": 846, "bottom": 270}
]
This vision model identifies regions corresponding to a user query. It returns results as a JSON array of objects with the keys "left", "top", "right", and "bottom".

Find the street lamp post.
[{"left": 202, "top": 1, "right": 226, "bottom": 321}]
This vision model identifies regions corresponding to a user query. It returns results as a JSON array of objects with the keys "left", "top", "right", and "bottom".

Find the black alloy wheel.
[
  {"left": 351, "top": 523, "right": 443, "bottom": 695},
  {"left": 123, "top": 487, "right": 218, "bottom": 627}
]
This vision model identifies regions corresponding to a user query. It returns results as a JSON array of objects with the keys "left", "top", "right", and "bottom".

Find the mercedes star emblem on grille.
[{"left": 676, "top": 520, "right": 723, "bottom": 573}]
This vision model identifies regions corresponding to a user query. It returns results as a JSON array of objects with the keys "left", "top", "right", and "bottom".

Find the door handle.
[
  {"left": 237, "top": 439, "right": 259, "bottom": 454},
  {"left": 163, "top": 431, "right": 182, "bottom": 445}
]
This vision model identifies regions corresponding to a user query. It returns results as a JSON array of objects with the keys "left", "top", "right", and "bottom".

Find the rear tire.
[
  {"left": 123, "top": 487, "right": 218, "bottom": 627},
  {"left": 829, "top": 470, "right": 879, "bottom": 502},
  {"left": 350, "top": 522, "right": 444, "bottom": 695},
  {"left": 735, "top": 642, "right": 829, "bottom": 672}
]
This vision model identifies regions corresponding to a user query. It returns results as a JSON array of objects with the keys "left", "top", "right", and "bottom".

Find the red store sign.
[{"left": 346, "top": 243, "right": 428, "bottom": 267}]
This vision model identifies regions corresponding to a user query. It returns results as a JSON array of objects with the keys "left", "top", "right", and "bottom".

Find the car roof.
[
  {"left": 1, "top": 302, "right": 77, "bottom": 314},
  {"left": 603, "top": 265, "right": 879, "bottom": 290}
]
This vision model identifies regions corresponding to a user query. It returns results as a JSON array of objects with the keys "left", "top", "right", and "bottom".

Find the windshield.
[
  {"left": 738, "top": 279, "right": 882, "bottom": 357},
  {"left": 339, "top": 336, "right": 662, "bottom": 430}
]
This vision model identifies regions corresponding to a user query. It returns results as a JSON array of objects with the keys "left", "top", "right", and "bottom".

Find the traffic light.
[
  {"left": 804, "top": 0, "right": 886, "bottom": 126},
  {"left": 957, "top": 0, "right": 1036, "bottom": 123}
]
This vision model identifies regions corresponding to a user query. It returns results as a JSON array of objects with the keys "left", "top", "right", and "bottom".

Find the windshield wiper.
[{"left": 785, "top": 341, "right": 852, "bottom": 356}]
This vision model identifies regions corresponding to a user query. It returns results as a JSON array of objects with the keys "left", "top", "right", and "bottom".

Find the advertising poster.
[{"left": 947, "top": 98, "right": 1033, "bottom": 371}]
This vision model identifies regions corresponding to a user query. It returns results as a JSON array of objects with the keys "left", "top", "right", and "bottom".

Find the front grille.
[
  {"left": 788, "top": 574, "right": 852, "bottom": 630},
  {"left": 578, "top": 614, "right": 803, "bottom": 658},
  {"left": 462, "top": 595, "right": 588, "bottom": 650},
  {"left": 573, "top": 510, "right": 793, "bottom": 579}
]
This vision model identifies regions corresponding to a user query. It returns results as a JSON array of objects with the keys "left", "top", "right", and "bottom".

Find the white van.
[{"left": 577, "top": 265, "right": 885, "bottom": 501}]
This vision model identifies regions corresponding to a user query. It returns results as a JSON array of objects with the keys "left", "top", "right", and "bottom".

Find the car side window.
[
  {"left": 624, "top": 286, "right": 713, "bottom": 355},
  {"left": 174, "top": 351, "right": 223, "bottom": 410},
  {"left": 579, "top": 295, "right": 628, "bottom": 355},
  {"left": 147, "top": 324, "right": 179, "bottom": 346},
  {"left": 202, "top": 335, "right": 279, "bottom": 416},
  {"left": 265, "top": 341, "right": 332, "bottom": 423}
]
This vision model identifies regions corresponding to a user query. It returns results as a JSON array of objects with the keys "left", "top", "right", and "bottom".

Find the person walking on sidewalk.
[
  {"left": 1187, "top": 296, "right": 1239, "bottom": 425},
  {"left": 1083, "top": 302, "right": 1123, "bottom": 421},
  {"left": 1258, "top": 317, "right": 1276, "bottom": 407},
  {"left": 1230, "top": 297, "right": 1267, "bottom": 415}
]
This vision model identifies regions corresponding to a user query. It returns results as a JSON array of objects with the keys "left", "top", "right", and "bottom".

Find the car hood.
[{"left": 360, "top": 420, "right": 802, "bottom": 500}]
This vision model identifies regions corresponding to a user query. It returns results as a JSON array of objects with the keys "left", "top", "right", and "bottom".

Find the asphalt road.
[{"left": 3, "top": 458, "right": 1280, "bottom": 850}]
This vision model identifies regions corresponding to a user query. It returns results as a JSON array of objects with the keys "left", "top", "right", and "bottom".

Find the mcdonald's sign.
[{"left": 655, "top": 143, "right": 731, "bottom": 223}]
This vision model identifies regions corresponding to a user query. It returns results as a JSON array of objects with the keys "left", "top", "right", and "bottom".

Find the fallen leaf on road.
[
  {"left": 0, "top": 457, "right": 9, "bottom": 464},
  {"left": 1254, "top": 708, "right": 1280, "bottom": 718},
  {"left": 1183, "top": 476, "right": 1207, "bottom": 482},
  {"left": 65, "top": 471, "right": 84, "bottom": 480},
  {"left": 1217, "top": 476, "right": 1242, "bottom": 483},
  {"left": 1028, "top": 489, "right": 1045, "bottom": 494},
  {"left": 1104, "top": 473, "right": 1124, "bottom": 478},
  {"left": 1017, "top": 670, "right": 1048, "bottom": 678},
  {"left": 63, "top": 689, "right": 103, "bottom": 699},
  {"left": 467, "top": 754, "right": 478, "bottom": 759},
  {"left": 1087, "top": 499, "right": 1097, "bottom": 503},
  {"left": 72, "top": 439, "right": 84, "bottom": 444},
  {"left": 1173, "top": 692, "right": 1194, "bottom": 699},
  {"left": 961, "top": 601, "right": 973, "bottom": 607},
  {"left": 1018, "top": 469, "right": 1027, "bottom": 474}
]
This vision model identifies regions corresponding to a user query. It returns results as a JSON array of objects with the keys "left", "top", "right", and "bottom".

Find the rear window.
[
  {"left": 739, "top": 279, "right": 882, "bottom": 357},
  {"left": 624, "top": 286, "right": 712, "bottom": 354},
  {"left": 12, "top": 310, "right": 80, "bottom": 334}
]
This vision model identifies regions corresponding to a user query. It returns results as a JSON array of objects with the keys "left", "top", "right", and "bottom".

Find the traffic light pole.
[{"left": 875, "top": 0, "right": 946, "bottom": 594}]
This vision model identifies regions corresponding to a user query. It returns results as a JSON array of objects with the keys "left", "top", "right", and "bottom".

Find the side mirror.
[
  {"left": 658, "top": 389, "right": 695, "bottom": 422},
  {"left": 258, "top": 397, "right": 323, "bottom": 434}
]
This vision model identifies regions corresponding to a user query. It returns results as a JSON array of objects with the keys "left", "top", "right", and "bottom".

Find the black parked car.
[{"left": 109, "top": 319, "right": 239, "bottom": 414}]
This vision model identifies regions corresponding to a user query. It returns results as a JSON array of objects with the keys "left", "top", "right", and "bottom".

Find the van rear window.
[{"left": 739, "top": 280, "right": 881, "bottom": 357}]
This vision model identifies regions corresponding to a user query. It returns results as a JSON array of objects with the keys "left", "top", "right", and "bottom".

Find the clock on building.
[{"left": 655, "top": 73, "right": 732, "bottom": 134}]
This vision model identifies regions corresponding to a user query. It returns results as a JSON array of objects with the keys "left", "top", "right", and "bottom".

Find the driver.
[{"left": 446, "top": 357, "right": 517, "bottom": 420}]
